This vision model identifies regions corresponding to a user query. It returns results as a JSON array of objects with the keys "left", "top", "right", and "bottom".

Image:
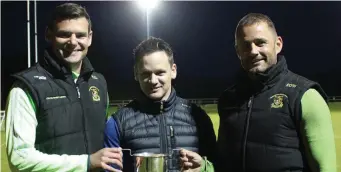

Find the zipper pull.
[
  {"left": 248, "top": 97, "right": 252, "bottom": 108},
  {"left": 76, "top": 87, "right": 81, "bottom": 98},
  {"left": 160, "top": 101, "right": 164, "bottom": 113},
  {"left": 170, "top": 126, "right": 174, "bottom": 137}
]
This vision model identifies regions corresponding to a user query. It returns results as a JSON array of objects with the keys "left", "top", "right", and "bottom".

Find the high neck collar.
[
  {"left": 238, "top": 55, "right": 288, "bottom": 91},
  {"left": 40, "top": 47, "right": 94, "bottom": 78},
  {"left": 136, "top": 87, "right": 177, "bottom": 114}
]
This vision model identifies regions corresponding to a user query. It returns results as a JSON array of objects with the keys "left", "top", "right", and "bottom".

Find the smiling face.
[
  {"left": 47, "top": 17, "right": 92, "bottom": 66},
  {"left": 235, "top": 21, "right": 283, "bottom": 74},
  {"left": 135, "top": 51, "right": 177, "bottom": 101}
]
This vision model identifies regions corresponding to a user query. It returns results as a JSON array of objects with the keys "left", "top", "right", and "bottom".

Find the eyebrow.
[
  {"left": 243, "top": 37, "right": 267, "bottom": 42},
  {"left": 240, "top": 38, "right": 268, "bottom": 46},
  {"left": 254, "top": 38, "right": 268, "bottom": 43},
  {"left": 139, "top": 68, "right": 166, "bottom": 74},
  {"left": 56, "top": 30, "right": 88, "bottom": 36}
]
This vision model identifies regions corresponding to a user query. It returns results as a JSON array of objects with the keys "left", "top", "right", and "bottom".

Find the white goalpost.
[{"left": 0, "top": 111, "right": 5, "bottom": 132}]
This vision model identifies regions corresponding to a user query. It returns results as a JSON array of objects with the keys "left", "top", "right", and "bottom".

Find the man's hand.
[
  {"left": 179, "top": 149, "right": 203, "bottom": 172},
  {"left": 90, "top": 147, "right": 123, "bottom": 172}
]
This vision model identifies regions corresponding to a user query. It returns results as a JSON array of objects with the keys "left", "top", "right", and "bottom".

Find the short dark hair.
[
  {"left": 235, "top": 13, "right": 277, "bottom": 41},
  {"left": 47, "top": 3, "right": 92, "bottom": 31},
  {"left": 133, "top": 37, "right": 174, "bottom": 66}
]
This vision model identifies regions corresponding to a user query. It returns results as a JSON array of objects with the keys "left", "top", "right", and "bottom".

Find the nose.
[
  {"left": 250, "top": 43, "right": 259, "bottom": 55},
  {"left": 68, "top": 34, "right": 78, "bottom": 47},
  {"left": 149, "top": 74, "right": 158, "bottom": 85}
]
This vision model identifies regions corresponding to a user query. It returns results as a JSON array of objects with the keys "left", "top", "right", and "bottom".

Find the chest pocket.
[
  {"left": 34, "top": 78, "right": 76, "bottom": 111},
  {"left": 43, "top": 95, "right": 70, "bottom": 110},
  {"left": 40, "top": 85, "right": 74, "bottom": 111},
  {"left": 266, "top": 93, "right": 296, "bottom": 128}
]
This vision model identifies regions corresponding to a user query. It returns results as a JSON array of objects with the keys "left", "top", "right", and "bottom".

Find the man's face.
[
  {"left": 235, "top": 22, "right": 283, "bottom": 74},
  {"left": 135, "top": 51, "right": 177, "bottom": 101},
  {"left": 47, "top": 17, "right": 92, "bottom": 65}
]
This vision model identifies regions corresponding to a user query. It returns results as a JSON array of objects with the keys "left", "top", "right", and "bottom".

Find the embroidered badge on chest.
[
  {"left": 89, "top": 86, "right": 100, "bottom": 101},
  {"left": 270, "top": 94, "right": 287, "bottom": 108}
]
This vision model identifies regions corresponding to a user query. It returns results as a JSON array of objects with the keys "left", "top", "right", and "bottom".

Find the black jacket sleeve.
[{"left": 192, "top": 104, "right": 217, "bottom": 164}]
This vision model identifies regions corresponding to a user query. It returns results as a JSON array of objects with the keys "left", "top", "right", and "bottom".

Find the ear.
[
  {"left": 171, "top": 63, "right": 177, "bottom": 79},
  {"left": 235, "top": 44, "right": 242, "bottom": 60},
  {"left": 275, "top": 36, "right": 283, "bottom": 55},
  {"left": 45, "top": 27, "right": 52, "bottom": 42},
  {"left": 88, "top": 30, "right": 93, "bottom": 47}
]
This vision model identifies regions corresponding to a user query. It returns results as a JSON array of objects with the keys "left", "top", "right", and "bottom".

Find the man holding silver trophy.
[{"left": 104, "top": 37, "right": 216, "bottom": 172}]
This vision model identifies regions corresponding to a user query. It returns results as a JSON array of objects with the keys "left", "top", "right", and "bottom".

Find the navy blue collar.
[{"left": 136, "top": 87, "right": 177, "bottom": 114}]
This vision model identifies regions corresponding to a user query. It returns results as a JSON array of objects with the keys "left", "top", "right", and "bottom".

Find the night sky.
[{"left": 1, "top": 1, "right": 341, "bottom": 108}]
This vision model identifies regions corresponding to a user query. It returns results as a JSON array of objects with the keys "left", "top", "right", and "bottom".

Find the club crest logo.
[
  {"left": 89, "top": 86, "right": 100, "bottom": 101},
  {"left": 270, "top": 94, "right": 287, "bottom": 108}
]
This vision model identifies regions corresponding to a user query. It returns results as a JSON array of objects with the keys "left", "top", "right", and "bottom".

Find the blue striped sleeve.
[{"left": 104, "top": 116, "right": 121, "bottom": 170}]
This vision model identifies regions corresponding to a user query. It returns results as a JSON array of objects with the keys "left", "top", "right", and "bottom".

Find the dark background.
[{"left": 2, "top": 1, "right": 341, "bottom": 108}]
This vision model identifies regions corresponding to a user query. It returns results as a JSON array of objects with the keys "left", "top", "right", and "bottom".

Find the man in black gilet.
[
  {"left": 5, "top": 3, "right": 123, "bottom": 172},
  {"left": 216, "top": 13, "right": 336, "bottom": 172},
  {"left": 104, "top": 37, "right": 216, "bottom": 172}
]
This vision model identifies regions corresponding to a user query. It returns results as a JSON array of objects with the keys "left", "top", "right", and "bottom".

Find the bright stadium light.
[
  {"left": 137, "top": 0, "right": 160, "bottom": 38},
  {"left": 137, "top": 0, "right": 159, "bottom": 10}
]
